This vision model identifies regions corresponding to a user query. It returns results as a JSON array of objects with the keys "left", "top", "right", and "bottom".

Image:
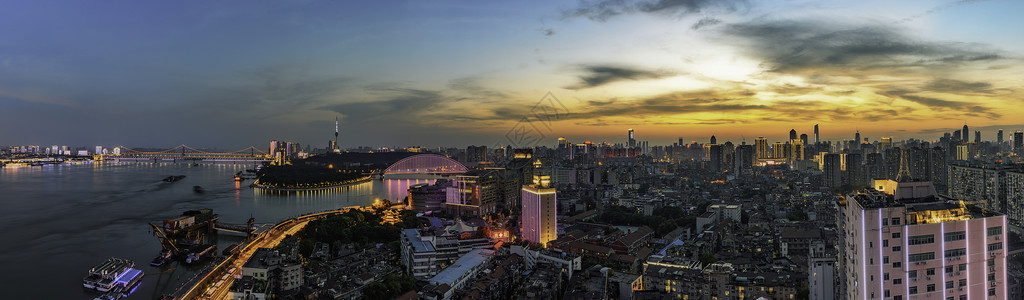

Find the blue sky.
[{"left": 2, "top": 0, "right": 1022, "bottom": 149}]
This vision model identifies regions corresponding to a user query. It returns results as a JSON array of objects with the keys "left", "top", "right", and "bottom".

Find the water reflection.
[{"left": 252, "top": 177, "right": 438, "bottom": 207}]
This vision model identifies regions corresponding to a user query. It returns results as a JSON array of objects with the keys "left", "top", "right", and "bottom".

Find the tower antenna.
[{"left": 896, "top": 147, "right": 912, "bottom": 182}]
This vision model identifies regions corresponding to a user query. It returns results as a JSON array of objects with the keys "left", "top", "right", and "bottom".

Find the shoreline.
[{"left": 250, "top": 175, "right": 374, "bottom": 192}]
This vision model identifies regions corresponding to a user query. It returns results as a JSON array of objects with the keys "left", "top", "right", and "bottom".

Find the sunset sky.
[{"left": 1, "top": 0, "right": 1022, "bottom": 149}]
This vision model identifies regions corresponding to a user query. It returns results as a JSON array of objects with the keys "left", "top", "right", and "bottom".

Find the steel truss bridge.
[{"left": 111, "top": 145, "right": 271, "bottom": 162}]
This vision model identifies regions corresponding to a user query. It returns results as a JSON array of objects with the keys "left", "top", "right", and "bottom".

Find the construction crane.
[{"left": 149, "top": 223, "right": 180, "bottom": 254}]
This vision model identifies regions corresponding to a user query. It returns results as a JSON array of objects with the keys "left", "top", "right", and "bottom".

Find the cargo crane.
[{"left": 149, "top": 222, "right": 180, "bottom": 267}]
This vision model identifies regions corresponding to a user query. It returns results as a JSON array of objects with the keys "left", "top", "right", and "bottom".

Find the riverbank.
[{"left": 250, "top": 175, "right": 374, "bottom": 192}]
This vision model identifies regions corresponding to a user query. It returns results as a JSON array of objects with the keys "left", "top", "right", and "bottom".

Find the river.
[{"left": 0, "top": 161, "right": 436, "bottom": 299}]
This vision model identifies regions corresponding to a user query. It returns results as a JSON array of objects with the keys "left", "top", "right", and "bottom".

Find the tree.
[{"left": 699, "top": 252, "right": 717, "bottom": 266}]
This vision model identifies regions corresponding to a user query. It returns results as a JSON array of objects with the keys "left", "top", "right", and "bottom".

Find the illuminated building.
[
  {"left": 409, "top": 179, "right": 451, "bottom": 212},
  {"left": 772, "top": 141, "right": 786, "bottom": 160},
  {"left": 790, "top": 138, "right": 804, "bottom": 163},
  {"left": 521, "top": 175, "right": 556, "bottom": 247},
  {"left": 446, "top": 170, "right": 502, "bottom": 216},
  {"left": 841, "top": 180, "right": 1008, "bottom": 300},
  {"left": 755, "top": 137, "right": 769, "bottom": 159}
]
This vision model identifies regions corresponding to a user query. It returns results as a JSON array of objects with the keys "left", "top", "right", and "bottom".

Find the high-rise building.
[
  {"left": 1014, "top": 131, "right": 1023, "bottom": 155},
  {"left": 790, "top": 129, "right": 797, "bottom": 140},
  {"left": 953, "top": 130, "right": 962, "bottom": 143},
  {"left": 755, "top": 137, "right": 769, "bottom": 160},
  {"left": 735, "top": 145, "right": 754, "bottom": 176},
  {"left": 790, "top": 138, "right": 804, "bottom": 163},
  {"left": 708, "top": 144, "right": 724, "bottom": 173},
  {"left": 628, "top": 128, "right": 635, "bottom": 148},
  {"left": 710, "top": 135, "right": 717, "bottom": 145},
  {"left": 975, "top": 131, "right": 981, "bottom": 143},
  {"left": 823, "top": 154, "right": 842, "bottom": 189},
  {"left": 815, "top": 124, "right": 820, "bottom": 144},
  {"left": 466, "top": 145, "right": 488, "bottom": 163},
  {"left": 855, "top": 131, "right": 861, "bottom": 146},
  {"left": 521, "top": 175, "right": 556, "bottom": 247},
  {"left": 772, "top": 142, "right": 786, "bottom": 160},
  {"left": 840, "top": 180, "right": 1008, "bottom": 300},
  {"left": 845, "top": 153, "right": 864, "bottom": 189},
  {"left": 963, "top": 124, "right": 970, "bottom": 141},
  {"left": 800, "top": 134, "right": 809, "bottom": 147},
  {"left": 881, "top": 137, "right": 893, "bottom": 152},
  {"left": 997, "top": 129, "right": 1004, "bottom": 145}
]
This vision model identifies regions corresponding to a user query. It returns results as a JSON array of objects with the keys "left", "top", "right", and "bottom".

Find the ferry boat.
[
  {"left": 83, "top": 258, "right": 144, "bottom": 293},
  {"left": 162, "top": 175, "right": 186, "bottom": 182}
]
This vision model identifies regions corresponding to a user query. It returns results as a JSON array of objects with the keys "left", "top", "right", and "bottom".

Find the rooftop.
[
  {"left": 403, "top": 229, "right": 435, "bottom": 252},
  {"left": 429, "top": 249, "right": 493, "bottom": 286}
]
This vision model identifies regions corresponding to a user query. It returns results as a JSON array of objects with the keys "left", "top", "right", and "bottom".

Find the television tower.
[{"left": 334, "top": 116, "right": 339, "bottom": 151}]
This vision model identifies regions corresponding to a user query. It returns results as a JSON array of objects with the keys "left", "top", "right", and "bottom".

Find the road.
[{"left": 181, "top": 208, "right": 355, "bottom": 300}]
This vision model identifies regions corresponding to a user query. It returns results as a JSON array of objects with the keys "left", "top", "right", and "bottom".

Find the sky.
[{"left": 2, "top": 0, "right": 1023, "bottom": 150}]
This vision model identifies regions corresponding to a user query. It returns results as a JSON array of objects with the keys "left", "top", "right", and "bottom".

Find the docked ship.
[
  {"left": 150, "top": 250, "right": 174, "bottom": 267},
  {"left": 83, "top": 258, "right": 144, "bottom": 295}
]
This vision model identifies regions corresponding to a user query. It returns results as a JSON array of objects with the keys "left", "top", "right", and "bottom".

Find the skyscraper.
[
  {"left": 997, "top": 129, "right": 1004, "bottom": 145},
  {"left": 521, "top": 175, "right": 556, "bottom": 247},
  {"left": 790, "top": 129, "right": 797, "bottom": 140},
  {"left": 628, "top": 128, "right": 635, "bottom": 148},
  {"left": 854, "top": 131, "right": 861, "bottom": 146},
  {"left": 975, "top": 131, "right": 981, "bottom": 143},
  {"left": 963, "top": 123, "right": 970, "bottom": 141},
  {"left": 840, "top": 181, "right": 1008, "bottom": 300},
  {"left": 800, "top": 133, "right": 809, "bottom": 147},
  {"left": 710, "top": 135, "right": 717, "bottom": 145},
  {"left": 814, "top": 124, "right": 820, "bottom": 144}
]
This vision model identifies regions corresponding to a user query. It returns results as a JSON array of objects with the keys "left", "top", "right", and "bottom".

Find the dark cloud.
[
  {"left": 721, "top": 20, "right": 1003, "bottom": 73},
  {"left": 882, "top": 89, "right": 1000, "bottom": 118},
  {"left": 565, "top": 0, "right": 746, "bottom": 21},
  {"left": 922, "top": 79, "right": 994, "bottom": 94},
  {"left": 543, "top": 28, "right": 556, "bottom": 36},
  {"left": 567, "top": 65, "right": 673, "bottom": 89},
  {"left": 691, "top": 17, "right": 721, "bottom": 30}
]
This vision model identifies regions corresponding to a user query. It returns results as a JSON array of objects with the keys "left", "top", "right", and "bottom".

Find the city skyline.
[{"left": 2, "top": 1, "right": 1024, "bottom": 148}]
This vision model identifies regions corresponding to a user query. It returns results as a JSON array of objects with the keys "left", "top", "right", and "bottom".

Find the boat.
[
  {"left": 162, "top": 175, "right": 186, "bottom": 182},
  {"left": 193, "top": 185, "right": 205, "bottom": 193},
  {"left": 150, "top": 250, "right": 174, "bottom": 267},
  {"left": 83, "top": 258, "right": 143, "bottom": 293}
]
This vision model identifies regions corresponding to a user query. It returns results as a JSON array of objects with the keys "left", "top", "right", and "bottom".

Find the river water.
[{"left": 0, "top": 161, "right": 435, "bottom": 299}]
